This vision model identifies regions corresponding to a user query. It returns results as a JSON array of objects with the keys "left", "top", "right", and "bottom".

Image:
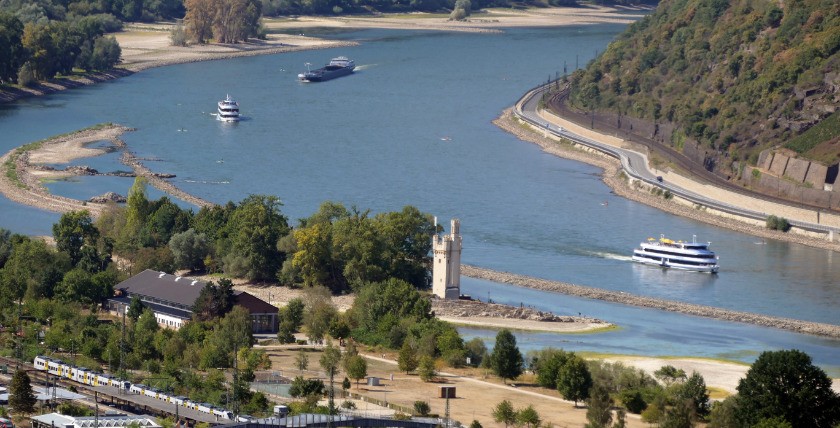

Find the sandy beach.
[
  {"left": 0, "top": 125, "right": 135, "bottom": 216},
  {"left": 261, "top": 5, "right": 645, "bottom": 33},
  {"left": 232, "top": 281, "right": 611, "bottom": 334}
]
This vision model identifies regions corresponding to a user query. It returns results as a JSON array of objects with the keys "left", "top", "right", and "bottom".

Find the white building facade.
[{"left": 432, "top": 218, "right": 462, "bottom": 300}]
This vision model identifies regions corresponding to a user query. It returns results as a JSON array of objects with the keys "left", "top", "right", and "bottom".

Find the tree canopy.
[
  {"left": 489, "top": 329, "right": 523, "bottom": 384},
  {"left": 735, "top": 349, "right": 840, "bottom": 428},
  {"left": 9, "top": 369, "right": 37, "bottom": 415}
]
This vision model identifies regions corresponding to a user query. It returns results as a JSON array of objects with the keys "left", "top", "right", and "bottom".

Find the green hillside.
[{"left": 567, "top": 0, "right": 840, "bottom": 175}]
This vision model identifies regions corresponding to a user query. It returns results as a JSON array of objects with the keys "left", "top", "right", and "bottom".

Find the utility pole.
[
  {"left": 444, "top": 394, "right": 451, "bottom": 428},
  {"left": 119, "top": 308, "right": 125, "bottom": 394},
  {"left": 232, "top": 345, "right": 239, "bottom": 420}
]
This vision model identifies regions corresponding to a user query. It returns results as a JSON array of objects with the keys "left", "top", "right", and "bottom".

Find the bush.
[
  {"left": 170, "top": 24, "right": 188, "bottom": 47},
  {"left": 449, "top": 8, "right": 467, "bottom": 21},
  {"left": 414, "top": 400, "right": 431, "bottom": 416},
  {"left": 619, "top": 389, "right": 647, "bottom": 414},
  {"left": 766, "top": 215, "right": 791, "bottom": 232},
  {"left": 18, "top": 62, "right": 36, "bottom": 87}
]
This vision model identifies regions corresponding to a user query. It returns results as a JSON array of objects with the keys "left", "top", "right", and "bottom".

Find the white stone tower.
[{"left": 432, "top": 218, "right": 462, "bottom": 300}]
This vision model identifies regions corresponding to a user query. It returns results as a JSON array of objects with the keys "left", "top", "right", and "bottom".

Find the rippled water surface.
[{"left": 1, "top": 26, "right": 838, "bottom": 370}]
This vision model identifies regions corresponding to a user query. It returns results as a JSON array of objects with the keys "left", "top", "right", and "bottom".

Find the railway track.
[{"left": 0, "top": 356, "right": 218, "bottom": 424}]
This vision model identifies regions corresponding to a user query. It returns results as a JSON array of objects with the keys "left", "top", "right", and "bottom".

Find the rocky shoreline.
[
  {"left": 492, "top": 108, "right": 840, "bottom": 253},
  {"left": 431, "top": 297, "right": 606, "bottom": 324},
  {"left": 462, "top": 264, "right": 840, "bottom": 339}
]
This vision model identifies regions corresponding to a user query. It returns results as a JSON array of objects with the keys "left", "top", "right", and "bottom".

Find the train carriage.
[{"left": 32, "top": 357, "right": 234, "bottom": 420}]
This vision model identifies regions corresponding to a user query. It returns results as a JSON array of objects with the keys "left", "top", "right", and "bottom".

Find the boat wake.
[
  {"left": 586, "top": 251, "right": 633, "bottom": 262},
  {"left": 183, "top": 179, "right": 230, "bottom": 185},
  {"left": 354, "top": 64, "right": 374, "bottom": 71}
]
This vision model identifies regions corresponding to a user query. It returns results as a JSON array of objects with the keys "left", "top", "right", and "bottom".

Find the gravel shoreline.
[
  {"left": 462, "top": 264, "right": 840, "bottom": 339},
  {"left": 0, "top": 124, "right": 213, "bottom": 216},
  {"left": 493, "top": 108, "right": 840, "bottom": 253}
]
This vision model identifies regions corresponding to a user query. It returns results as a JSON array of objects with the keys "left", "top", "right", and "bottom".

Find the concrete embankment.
[{"left": 461, "top": 264, "right": 840, "bottom": 339}]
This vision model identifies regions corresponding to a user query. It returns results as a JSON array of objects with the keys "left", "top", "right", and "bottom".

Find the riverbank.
[
  {"left": 461, "top": 264, "right": 840, "bottom": 339},
  {"left": 0, "top": 6, "right": 644, "bottom": 105},
  {"left": 0, "top": 124, "right": 213, "bottom": 217},
  {"left": 261, "top": 5, "right": 645, "bottom": 33},
  {"left": 232, "top": 281, "right": 611, "bottom": 334},
  {"left": 0, "top": 125, "right": 132, "bottom": 216},
  {"left": 493, "top": 108, "right": 840, "bottom": 253}
]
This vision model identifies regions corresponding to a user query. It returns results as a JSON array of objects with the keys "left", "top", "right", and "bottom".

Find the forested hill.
[{"left": 567, "top": 0, "right": 840, "bottom": 180}]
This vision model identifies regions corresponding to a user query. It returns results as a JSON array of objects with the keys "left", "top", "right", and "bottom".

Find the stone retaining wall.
[{"left": 461, "top": 265, "right": 840, "bottom": 339}]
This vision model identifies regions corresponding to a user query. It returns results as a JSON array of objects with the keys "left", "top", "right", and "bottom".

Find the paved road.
[{"left": 515, "top": 83, "right": 839, "bottom": 235}]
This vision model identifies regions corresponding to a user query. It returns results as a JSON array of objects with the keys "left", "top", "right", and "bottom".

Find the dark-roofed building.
[{"left": 107, "top": 270, "right": 278, "bottom": 333}]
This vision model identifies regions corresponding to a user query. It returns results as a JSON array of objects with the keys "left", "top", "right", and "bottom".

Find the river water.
[{"left": 1, "top": 26, "right": 838, "bottom": 372}]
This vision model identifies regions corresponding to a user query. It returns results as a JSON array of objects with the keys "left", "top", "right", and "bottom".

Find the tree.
[
  {"left": 0, "top": 13, "right": 24, "bottom": 83},
  {"left": 532, "top": 348, "right": 570, "bottom": 389},
  {"left": 655, "top": 365, "right": 687, "bottom": 386},
  {"left": 492, "top": 400, "right": 517, "bottom": 428},
  {"left": 89, "top": 36, "right": 121, "bottom": 70},
  {"left": 302, "top": 286, "right": 337, "bottom": 343},
  {"left": 127, "top": 295, "right": 145, "bottom": 321},
  {"left": 295, "top": 349, "right": 309, "bottom": 373},
  {"left": 0, "top": 228, "right": 13, "bottom": 268},
  {"left": 280, "top": 298, "right": 305, "bottom": 330},
  {"left": 464, "top": 337, "right": 487, "bottom": 367},
  {"left": 735, "top": 349, "right": 840, "bottom": 428},
  {"left": 184, "top": 0, "right": 214, "bottom": 43},
  {"left": 9, "top": 369, "right": 37, "bottom": 415},
  {"left": 192, "top": 278, "right": 234, "bottom": 321},
  {"left": 659, "top": 398, "right": 696, "bottom": 428},
  {"left": 373, "top": 206, "right": 435, "bottom": 288},
  {"left": 557, "top": 355, "right": 592, "bottom": 406},
  {"left": 398, "top": 342, "right": 418, "bottom": 373},
  {"left": 169, "top": 229, "right": 209, "bottom": 271},
  {"left": 289, "top": 376, "right": 324, "bottom": 398},
  {"left": 517, "top": 405, "right": 541, "bottom": 428},
  {"left": 345, "top": 355, "right": 367, "bottom": 388},
  {"left": 54, "top": 268, "right": 99, "bottom": 304},
  {"left": 585, "top": 382, "right": 612, "bottom": 428},
  {"left": 469, "top": 421, "right": 482, "bottom": 428},
  {"left": 417, "top": 356, "right": 436, "bottom": 382},
  {"left": 214, "top": 306, "right": 254, "bottom": 358},
  {"left": 675, "top": 372, "right": 709, "bottom": 418},
  {"left": 413, "top": 400, "right": 430, "bottom": 417},
  {"left": 224, "top": 195, "right": 289, "bottom": 281},
  {"left": 320, "top": 341, "right": 342, "bottom": 413},
  {"left": 489, "top": 329, "right": 523, "bottom": 384}
]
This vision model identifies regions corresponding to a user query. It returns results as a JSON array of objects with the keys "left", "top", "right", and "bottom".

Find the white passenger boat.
[
  {"left": 632, "top": 234, "right": 719, "bottom": 273},
  {"left": 217, "top": 94, "right": 240, "bottom": 122}
]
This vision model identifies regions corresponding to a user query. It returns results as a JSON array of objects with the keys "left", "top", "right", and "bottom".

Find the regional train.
[{"left": 33, "top": 356, "right": 235, "bottom": 420}]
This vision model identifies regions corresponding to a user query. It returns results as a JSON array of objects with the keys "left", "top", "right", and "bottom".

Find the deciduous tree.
[
  {"left": 398, "top": 341, "right": 418, "bottom": 374},
  {"left": 417, "top": 356, "right": 436, "bottom": 382},
  {"left": 169, "top": 229, "right": 209, "bottom": 272},
  {"left": 345, "top": 355, "right": 367, "bottom": 388},
  {"left": 735, "top": 349, "right": 840, "bottom": 428},
  {"left": 0, "top": 13, "right": 25, "bottom": 84},
  {"left": 557, "top": 354, "right": 592, "bottom": 406}
]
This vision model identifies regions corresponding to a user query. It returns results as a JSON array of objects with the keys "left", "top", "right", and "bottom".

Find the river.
[{"left": 0, "top": 26, "right": 838, "bottom": 372}]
